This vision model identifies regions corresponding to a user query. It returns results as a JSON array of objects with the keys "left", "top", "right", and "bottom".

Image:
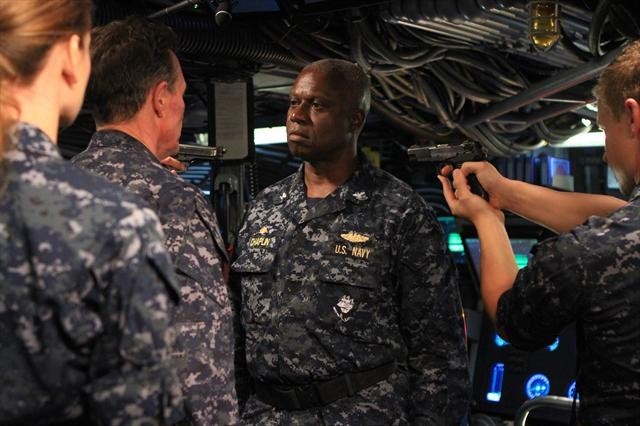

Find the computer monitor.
[
  {"left": 607, "top": 167, "right": 620, "bottom": 190},
  {"left": 464, "top": 237, "right": 538, "bottom": 280},
  {"left": 534, "top": 154, "right": 573, "bottom": 191}
]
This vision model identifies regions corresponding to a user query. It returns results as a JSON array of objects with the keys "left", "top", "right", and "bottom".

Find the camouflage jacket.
[
  {"left": 232, "top": 160, "right": 470, "bottom": 425},
  {"left": 0, "top": 122, "right": 184, "bottom": 425},
  {"left": 73, "top": 130, "right": 238, "bottom": 425},
  {"left": 497, "top": 186, "right": 640, "bottom": 425}
]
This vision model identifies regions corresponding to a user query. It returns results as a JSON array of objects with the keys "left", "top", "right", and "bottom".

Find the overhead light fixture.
[
  {"left": 528, "top": 1, "right": 561, "bottom": 52},
  {"left": 254, "top": 126, "right": 287, "bottom": 145},
  {"left": 554, "top": 131, "right": 605, "bottom": 148}
]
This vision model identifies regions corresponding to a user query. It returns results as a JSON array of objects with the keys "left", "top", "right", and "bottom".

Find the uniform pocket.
[
  {"left": 175, "top": 253, "right": 230, "bottom": 314},
  {"left": 313, "top": 260, "right": 382, "bottom": 343},
  {"left": 232, "top": 250, "right": 277, "bottom": 324}
]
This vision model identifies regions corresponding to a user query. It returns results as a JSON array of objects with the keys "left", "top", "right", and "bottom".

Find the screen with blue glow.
[
  {"left": 547, "top": 337, "right": 560, "bottom": 351},
  {"left": 464, "top": 238, "right": 538, "bottom": 278},
  {"left": 548, "top": 157, "right": 570, "bottom": 180},
  {"left": 494, "top": 332, "right": 509, "bottom": 347},
  {"left": 486, "top": 363, "right": 505, "bottom": 402},
  {"left": 536, "top": 155, "right": 572, "bottom": 189},
  {"left": 567, "top": 381, "right": 579, "bottom": 399},
  {"left": 473, "top": 316, "right": 577, "bottom": 419},
  {"left": 437, "top": 216, "right": 466, "bottom": 263},
  {"left": 526, "top": 374, "right": 551, "bottom": 399},
  {"left": 607, "top": 167, "right": 620, "bottom": 190}
]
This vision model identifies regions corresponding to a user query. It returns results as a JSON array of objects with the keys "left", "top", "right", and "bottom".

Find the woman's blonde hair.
[
  {"left": 594, "top": 41, "right": 640, "bottom": 119},
  {"left": 0, "top": 0, "right": 93, "bottom": 168}
]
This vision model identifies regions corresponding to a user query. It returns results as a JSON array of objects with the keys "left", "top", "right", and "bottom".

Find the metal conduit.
[{"left": 460, "top": 45, "right": 624, "bottom": 128}]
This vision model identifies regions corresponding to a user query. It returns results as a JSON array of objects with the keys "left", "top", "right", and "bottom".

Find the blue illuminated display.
[
  {"left": 547, "top": 337, "right": 559, "bottom": 351},
  {"left": 525, "top": 374, "right": 550, "bottom": 399},
  {"left": 514, "top": 253, "right": 529, "bottom": 269},
  {"left": 494, "top": 332, "right": 509, "bottom": 347},
  {"left": 567, "top": 381, "right": 579, "bottom": 400},
  {"left": 437, "top": 216, "right": 466, "bottom": 264},
  {"left": 448, "top": 232, "right": 464, "bottom": 253},
  {"left": 486, "top": 363, "right": 505, "bottom": 402}
]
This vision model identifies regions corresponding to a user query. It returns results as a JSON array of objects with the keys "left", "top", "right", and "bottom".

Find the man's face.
[
  {"left": 286, "top": 69, "right": 356, "bottom": 163},
  {"left": 158, "top": 52, "right": 186, "bottom": 158},
  {"left": 599, "top": 104, "right": 638, "bottom": 196}
]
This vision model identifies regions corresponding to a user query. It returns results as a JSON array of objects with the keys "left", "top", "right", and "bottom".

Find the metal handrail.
[{"left": 515, "top": 395, "right": 579, "bottom": 426}]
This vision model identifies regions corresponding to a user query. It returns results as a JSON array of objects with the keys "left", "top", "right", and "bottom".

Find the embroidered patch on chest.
[
  {"left": 340, "top": 231, "right": 369, "bottom": 243},
  {"left": 249, "top": 226, "right": 274, "bottom": 248},
  {"left": 333, "top": 295, "right": 355, "bottom": 322},
  {"left": 333, "top": 231, "right": 374, "bottom": 260}
]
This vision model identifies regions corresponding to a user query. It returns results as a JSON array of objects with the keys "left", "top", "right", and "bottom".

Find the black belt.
[{"left": 253, "top": 360, "right": 396, "bottom": 411}]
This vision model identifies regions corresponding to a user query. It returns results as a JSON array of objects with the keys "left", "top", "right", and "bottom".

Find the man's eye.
[{"left": 312, "top": 102, "right": 322, "bottom": 109}]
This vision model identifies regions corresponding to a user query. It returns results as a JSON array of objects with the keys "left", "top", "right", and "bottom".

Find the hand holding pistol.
[{"left": 408, "top": 141, "right": 489, "bottom": 200}]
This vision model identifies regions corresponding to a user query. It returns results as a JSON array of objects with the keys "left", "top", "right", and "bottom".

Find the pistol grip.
[{"left": 468, "top": 173, "right": 489, "bottom": 201}]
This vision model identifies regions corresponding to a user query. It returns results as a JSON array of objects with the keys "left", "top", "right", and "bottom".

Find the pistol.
[
  {"left": 408, "top": 141, "right": 489, "bottom": 199},
  {"left": 176, "top": 144, "right": 226, "bottom": 163}
]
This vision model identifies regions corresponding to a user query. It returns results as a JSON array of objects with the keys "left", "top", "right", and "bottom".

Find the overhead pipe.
[
  {"left": 491, "top": 98, "right": 593, "bottom": 128},
  {"left": 147, "top": 0, "right": 199, "bottom": 19},
  {"left": 371, "top": 99, "right": 453, "bottom": 143},
  {"left": 95, "top": 2, "right": 304, "bottom": 70},
  {"left": 460, "top": 45, "right": 623, "bottom": 129},
  {"left": 168, "top": 16, "right": 306, "bottom": 69}
]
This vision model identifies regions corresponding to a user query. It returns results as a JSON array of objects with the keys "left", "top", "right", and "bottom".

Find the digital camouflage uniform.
[
  {"left": 232, "top": 159, "right": 470, "bottom": 425},
  {"left": 497, "top": 187, "right": 640, "bottom": 425},
  {"left": 73, "top": 130, "right": 238, "bottom": 425},
  {"left": 0, "top": 122, "right": 184, "bottom": 425}
]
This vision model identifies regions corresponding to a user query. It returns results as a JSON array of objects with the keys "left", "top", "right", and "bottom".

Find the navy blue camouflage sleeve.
[
  {"left": 496, "top": 233, "right": 585, "bottom": 351},
  {"left": 85, "top": 207, "right": 184, "bottom": 425},
  {"left": 397, "top": 201, "right": 470, "bottom": 425}
]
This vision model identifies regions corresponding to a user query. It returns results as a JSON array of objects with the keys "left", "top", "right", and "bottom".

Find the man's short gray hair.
[{"left": 303, "top": 58, "right": 371, "bottom": 116}]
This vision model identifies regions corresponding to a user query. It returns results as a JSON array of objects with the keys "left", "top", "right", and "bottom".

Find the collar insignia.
[
  {"left": 352, "top": 191, "right": 367, "bottom": 201},
  {"left": 340, "top": 231, "right": 369, "bottom": 243}
]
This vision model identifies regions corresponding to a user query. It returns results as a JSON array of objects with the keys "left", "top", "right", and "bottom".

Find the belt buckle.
[{"left": 295, "top": 383, "right": 321, "bottom": 410}]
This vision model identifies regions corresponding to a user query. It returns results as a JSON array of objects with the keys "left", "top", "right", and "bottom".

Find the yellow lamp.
[{"left": 528, "top": 1, "right": 561, "bottom": 52}]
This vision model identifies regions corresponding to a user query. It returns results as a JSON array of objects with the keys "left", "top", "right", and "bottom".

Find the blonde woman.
[{"left": 0, "top": 1, "right": 183, "bottom": 423}]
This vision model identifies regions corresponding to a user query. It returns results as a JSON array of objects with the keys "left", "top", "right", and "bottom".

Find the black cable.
[
  {"left": 412, "top": 74, "right": 456, "bottom": 129},
  {"left": 357, "top": 19, "right": 446, "bottom": 69},
  {"left": 588, "top": 0, "right": 612, "bottom": 57},
  {"left": 430, "top": 62, "right": 500, "bottom": 104},
  {"left": 609, "top": 2, "right": 640, "bottom": 40},
  {"left": 560, "top": 23, "right": 593, "bottom": 62},
  {"left": 349, "top": 14, "right": 373, "bottom": 73}
]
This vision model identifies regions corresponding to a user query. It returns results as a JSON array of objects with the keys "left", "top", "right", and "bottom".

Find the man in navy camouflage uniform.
[
  {"left": 440, "top": 41, "right": 640, "bottom": 425},
  {"left": 1, "top": 122, "right": 184, "bottom": 425},
  {"left": 232, "top": 58, "right": 470, "bottom": 425},
  {"left": 72, "top": 17, "right": 238, "bottom": 425}
]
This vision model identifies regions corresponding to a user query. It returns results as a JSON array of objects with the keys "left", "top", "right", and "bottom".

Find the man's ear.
[
  {"left": 152, "top": 80, "right": 170, "bottom": 118},
  {"left": 350, "top": 110, "right": 365, "bottom": 132},
  {"left": 61, "top": 34, "right": 83, "bottom": 86},
  {"left": 625, "top": 98, "right": 640, "bottom": 139}
]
